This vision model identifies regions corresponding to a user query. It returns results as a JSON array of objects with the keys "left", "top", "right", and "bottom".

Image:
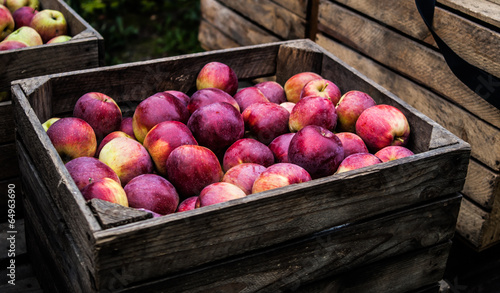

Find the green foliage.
[{"left": 65, "top": 0, "right": 204, "bottom": 65}]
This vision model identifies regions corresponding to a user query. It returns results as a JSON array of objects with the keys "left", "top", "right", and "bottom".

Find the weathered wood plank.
[
  {"left": 201, "top": 0, "right": 281, "bottom": 47},
  {"left": 318, "top": 0, "right": 500, "bottom": 129},
  {"left": 438, "top": 0, "right": 500, "bottom": 28},
  {"left": 463, "top": 159, "right": 500, "bottom": 210},
  {"left": 272, "top": 0, "right": 309, "bottom": 19},
  {"left": 315, "top": 33, "right": 500, "bottom": 171},
  {"left": 198, "top": 20, "right": 240, "bottom": 51},
  {"left": 0, "top": 101, "right": 15, "bottom": 143},
  {"left": 0, "top": 178, "right": 22, "bottom": 223},
  {"left": 114, "top": 196, "right": 459, "bottom": 292},
  {"left": 456, "top": 197, "right": 491, "bottom": 250},
  {"left": 88, "top": 198, "right": 152, "bottom": 229}
]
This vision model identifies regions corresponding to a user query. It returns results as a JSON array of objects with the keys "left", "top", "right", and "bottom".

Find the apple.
[
  {"left": 0, "top": 4, "right": 14, "bottom": 41},
  {"left": 65, "top": 156, "right": 120, "bottom": 191},
  {"left": 132, "top": 91, "right": 189, "bottom": 143},
  {"left": 242, "top": 102, "right": 290, "bottom": 145},
  {"left": 335, "top": 90, "right": 377, "bottom": 133},
  {"left": 98, "top": 137, "right": 153, "bottom": 186},
  {"left": 196, "top": 61, "right": 238, "bottom": 96},
  {"left": 251, "top": 163, "right": 312, "bottom": 194},
  {"left": 47, "top": 117, "right": 97, "bottom": 163},
  {"left": 5, "top": 0, "right": 38, "bottom": 13},
  {"left": 288, "top": 96, "right": 337, "bottom": 132},
  {"left": 4, "top": 26, "right": 41, "bottom": 46},
  {"left": 222, "top": 138, "right": 274, "bottom": 172},
  {"left": 300, "top": 78, "right": 341, "bottom": 105},
  {"left": 197, "top": 182, "right": 246, "bottom": 207},
  {"left": 41, "top": 117, "right": 60, "bottom": 131},
  {"left": 374, "top": 146, "right": 414, "bottom": 162},
  {"left": 143, "top": 120, "right": 198, "bottom": 176},
  {"left": 268, "top": 132, "right": 295, "bottom": 163},
  {"left": 222, "top": 163, "right": 267, "bottom": 195},
  {"left": 80, "top": 177, "right": 129, "bottom": 207},
  {"left": 284, "top": 72, "right": 322, "bottom": 103},
  {"left": 163, "top": 90, "right": 190, "bottom": 107},
  {"left": 187, "top": 101, "right": 244, "bottom": 157},
  {"left": 46, "top": 34, "right": 71, "bottom": 44},
  {"left": 233, "top": 86, "right": 269, "bottom": 112},
  {"left": 12, "top": 6, "right": 36, "bottom": 29},
  {"left": 187, "top": 87, "right": 239, "bottom": 115},
  {"left": 280, "top": 102, "right": 295, "bottom": 114},
  {"left": 254, "top": 81, "right": 286, "bottom": 104},
  {"left": 177, "top": 196, "right": 199, "bottom": 212},
  {"left": 355, "top": 104, "right": 410, "bottom": 152},
  {"left": 124, "top": 174, "right": 180, "bottom": 215},
  {"left": 73, "top": 92, "right": 123, "bottom": 142},
  {"left": 165, "top": 145, "right": 224, "bottom": 199},
  {"left": 335, "top": 132, "right": 368, "bottom": 159},
  {"left": 288, "top": 125, "right": 344, "bottom": 179},
  {"left": 0, "top": 39, "right": 26, "bottom": 50},
  {"left": 95, "top": 131, "right": 132, "bottom": 158},
  {"left": 119, "top": 117, "right": 135, "bottom": 139},
  {"left": 335, "top": 153, "right": 382, "bottom": 174},
  {"left": 30, "top": 9, "right": 67, "bottom": 43}
]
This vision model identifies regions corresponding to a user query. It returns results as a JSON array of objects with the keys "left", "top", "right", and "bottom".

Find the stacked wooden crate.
[
  {"left": 0, "top": 0, "right": 104, "bottom": 221},
  {"left": 198, "top": 0, "right": 500, "bottom": 251}
]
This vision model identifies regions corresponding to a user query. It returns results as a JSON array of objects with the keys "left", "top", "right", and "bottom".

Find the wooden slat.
[
  {"left": 201, "top": 0, "right": 280, "bottom": 47},
  {"left": 438, "top": 0, "right": 500, "bottom": 28},
  {"left": 456, "top": 197, "right": 491, "bottom": 250},
  {"left": 114, "top": 196, "right": 459, "bottom": 292},
  {"left": 0, "top": 143, "right": 19, "bottom": 180},
  {"left": 198, "top": 20, "right": 240, "bottom": 51},
  {"left": 317, "top": 0, "right": 500, "bottom": 129},
  {"left": 88, "top": 198, "right": 152, "bottom": 229},
  {"left": 463, "top": 159, "right": 500, "bottom": 209},
  {"left": 0, "top": 101, "right": 15, "bottom": 143},
  {"left": 332, "top": 0, "right": 500, "bottom": 79},
  {"left": 217, "top": 0, "right": 307, "bottom": 40},
  {"left": 272, "top": 0, "right": 309, "bottom": 19}
]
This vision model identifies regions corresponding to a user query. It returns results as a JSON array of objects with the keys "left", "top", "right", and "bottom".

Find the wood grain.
[
  {"left": 272, "top": 0, "right": 309, "bottom": 19},
  {"left": 198, "top": 20, "right": 240, "bottom": 51},
  {"left": 463, "top": 159, "right": 500, "bottom": 209},
  {"left": 318, "top": 0, "right": 500, "bottom": 129},
  {"left": 438, "top": 0, "right": 500, "bottom": 28},
  {"left": 89, "top": 198, "right": 152, "bottom": 229},
  {"left": 0, "top": 101, "right": 15, "bottom": 143}
]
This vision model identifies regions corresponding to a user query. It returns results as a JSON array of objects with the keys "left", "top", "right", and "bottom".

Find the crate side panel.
[
  {"left": 463, "top": 159, "right": 500, "bottom": 209},
  {"left": 198, "top": 20, "right": 241, "bottom": 51},
  {"left": 438, "top": 0, "right": 500, "bottom": 28}
]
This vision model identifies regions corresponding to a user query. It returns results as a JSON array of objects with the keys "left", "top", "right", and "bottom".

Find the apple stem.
[
  {"left": 395, "top": 137, "right": 405, "bottom": 143},
  {"left": 321, "top": 83, "right": 328, "bottom": 92}
]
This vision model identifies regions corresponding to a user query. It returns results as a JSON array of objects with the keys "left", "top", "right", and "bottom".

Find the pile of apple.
[
  {"left": 0, "top": 0, "right": 70, "bottom": 51},
  {"left": 43, "top": 61, "right": 414, "bottom": 218}
]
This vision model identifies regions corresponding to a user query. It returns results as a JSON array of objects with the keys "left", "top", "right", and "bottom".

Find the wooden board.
[
  {"left": 438, "top": 0, "right": 500, "bottom": 28},
  {"left": 198, "top": 20, "right": 240, "bottom": 51}
]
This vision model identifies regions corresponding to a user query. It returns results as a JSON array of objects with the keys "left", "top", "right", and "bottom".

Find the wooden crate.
[
  {"left": 198, "top": 0, "right": 500, "bottom": 251},
  {"left": 0, "top": 0, "right": 104, "bottom": 221},
  {"left": 12, "top": 40, "right": 470, "bottom": 292}
]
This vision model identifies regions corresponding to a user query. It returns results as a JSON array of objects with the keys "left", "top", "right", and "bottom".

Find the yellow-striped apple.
[
  {"left": 335, "top": 153, "right": 382, "bottom": 174},
  {"left": 335, "top": 90, "right": 376, "bottom": 133},
  {"left": 80, "top": 177, "right": 128, "bottom": 207},
  {"left": 374, "top": 146, "right": 414, "bottom": 162},
  {"left": 196, "top": 61, "right": 238, "bottom": 96},
  {"left": 5, "top": 0, "right": 38, "bottom": 13},
  {"left": 47, "top": 117, "right": 97, "bottom": 163},
  {"left": 288, "top": 125, "right": 344, "bottom": 179},
  {"left": 222, "top": 138, "right": 274, "bottom": 172},
  {"left": 242, "top": 102, "right": 290, "bottom": 145},
  {"left": 46, "top": 34, "right": 71, "bottom": 44},
  {"left": 96, "top": 131, "right": 132, "bottom": 158},
  {"left": 0, "top": 4, "right": 14, "bottom": 41},
  {"left": 30, "top": 9, "right": 67, "bottom": 43},
  {"left": 335, "top": 132, "right": 368, "bottom": 159},
  {"left": 65, "top": 156, "right": 120, "bottom": 191},
  {"left": 197, "top": 182, "right": 246, "bottom": 207},
  {"left": 4, "top": 26, "right": 42, "bottom": 46},
  {"left": 124, "top": 174, "right": 180, "bottom": 215},
  {"left": 222, "top": 163, "right": 266, "bottom": 195},
  {"left": 251, "top": 163, "right": 312, "bottom": 194},
  {"left": 284, "top": 72, "right": 322, "bottom": 103},
  {"left": 288, "top": 96, "right": 337, "bottom": 132},
  {"left": 300, "top": 78, "right": 341, "bottom": 105}
]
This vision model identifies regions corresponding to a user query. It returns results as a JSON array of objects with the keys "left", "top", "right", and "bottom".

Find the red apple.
[
  {"left": 124, "top": 174, "right": 180, "bottom": 215},
  {"left": 233, "top": 86, "right": 269, "bottom": 112},
  {"left": 163, "top": 90, "right": 190, "bottom": 107},
  {"left": 80, "top": 177, "right": 129, "bottom": 207},
  {"left": 12, "top": 6, "right": 37, "bottom": 29},
  {"left": 335, "top": 153, "right": 382, "bottom": 174},
  {"left": 300, "top": 78, "right": 341, "bottom": 105},
  {"left": 242, "top": 102, "right": 290, "bottom": 145},
  {"left": 197, "top": 182, "right": 246, "bottom": 207},
  {"left": 65, "top": 156, "right": 120, "bottom": 191},
  {"left": 335, "top": 90, "right": 377, "bottom": 133},
  {"left": 268, "top": 133, "right": 295, "bottom": 163},
  {"left": 143, "top": 120, "right": 198, "bottom": 176},
  {"left": 374, "top": 146, "right": 414, "bottom": 162},
  {"left": 132, "top": 91, "right": 189, "bottom": 143},
  {"left": 5, "top": 0, "right": 39, "bottom": 13},
  {"left": 252, "top": 163, "right": 312, "bottom": 194},
  {"left": 335, "top": 132, "right": 368, "bottom": 159},
  {"left": 355, "top": 104, "right": 410, "bottom": 152},
  {"left": 4, "top": 26, "right": 42, "bottom": 46},
  {"left": 288, "top": 125, "right": 344, "bottom": 179},
  {"left": 280, "top": 102, "right": 295, "bottom": 114},
  {"left": 0, "top": 4, "right": 13, "bottom": 41},
  {"left": 177, "top": 196, "right": 199, "bottom": 212},
  {"left": 98, "top": 137, "right": 153, "bottom": 186},
  {"left": 284, "top": 72, "right": 322, "bottom": 103},
  {"left": 95, "top": 131, "right": 132, "bottom": 158},
  {"left": 0, "top": 39, "right": 27, "bottom": 50},
  {"left": 254, "top": 81, "right": 286, "bottom": 104},
  {"left": 222, "top": 138, "right": 274, "bottom": 172},
  {"left": 165, "top": 145, "right": 224, "bottom": 199},
  {"left": 47, "top": 117, "right": 97, "bottom": 163},
  {"left": 187, "top": 102, "right": 244, "bottom": 157},
  {"left": 222, "top": 163, "right": 267, "bottom": 195},
  {"left": 30, "top": 9, "right": 67, "bottom": 43},
  {"left": 196, "top": 61, "right": 238, "bottom": 96},
  {"left": 288, "top": 96, "right": 337, "bottom": 132},
  {"left": 187, "top": 88, "right": 239, "bottom": 115},
  {"left": 73, "top": 92, "right": 122, "bottom": 142},
  {"left": 119, "top": 117, "right": 135, "bottom": 139}
]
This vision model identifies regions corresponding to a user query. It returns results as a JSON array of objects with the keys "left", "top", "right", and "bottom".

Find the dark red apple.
[
  {"left": 233, "top": 86, "right": 268, "bottom": 112},
  {"left": 187, "top": 88, "right": 239, "bottom": 115},
  {"left": 177, "top": 196, "right": 199, "bottom": 212},
  {"left": 254, "top": 81, "right": 286, "bottom": 104},
  {"left": 222, "top": 163, "right": 267, "bottom": 195},
  {"left": 222, "top": 138, "right": 274, "bottom": 172},
  {"left": 335, "top": 132, "right": 369, "bottom": 159},
  {"left": 268, "top": 133, "right": 295, "bottom": 163},
  {"left": 300, "top": 78, "right": 341, "bottom": 105},
  {"left": 65, "top": 156, "right": 120, "bottom": 191},
  {"left": 164, "top": 90, "right": 190, "bottom": 107},
  {"left": 335, "top": 90, "right": 376, "bottom": 133},
  {"left": 288, "top": 96, "right": 337, "bottom": 132},
  {"left": 252, "top": 163, "right": 312, "bottom": 194},
  {"left": 242, "top": 102, "right": 290, "bottom": 145},
  {"left": 124, "top": 174, "right": 180, "bottom": 215},
  {"left": 197, "top": 182, "right": 246, "bottom": 207},
  {"left": 196, "top": 61, "right": 238, "bottom": 96},
  {"left": 80, "top": 178, "right": 129, "bottom": 207}
]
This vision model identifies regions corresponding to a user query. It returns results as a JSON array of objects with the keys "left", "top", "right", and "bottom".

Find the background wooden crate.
[
  {"left": 0, "top": 0, "right": 104, "bottom": 222},
  {"left": 12, "top": 40, "right": 470, "bottom": 292},
  {"left": 198, "top": 0, "right": 500, "bottom": 251}
]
